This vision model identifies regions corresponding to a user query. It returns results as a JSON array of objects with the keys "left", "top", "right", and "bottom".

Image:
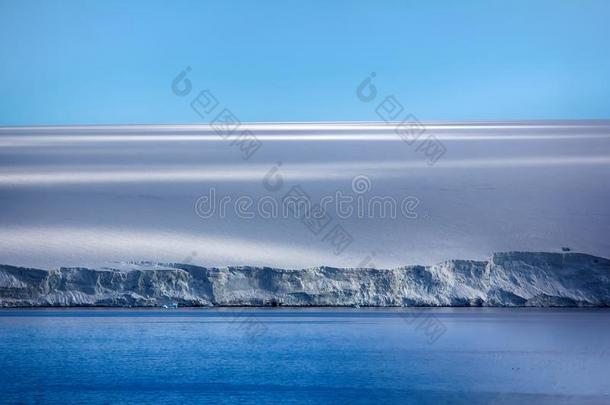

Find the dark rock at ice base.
[{"left": 1, "top": 251, "right": 609, "bottom": 308}]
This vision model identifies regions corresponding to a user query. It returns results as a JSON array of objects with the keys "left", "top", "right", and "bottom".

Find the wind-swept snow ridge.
[{"left": 1, "top": 252, "right": 609, "bottom": 307}]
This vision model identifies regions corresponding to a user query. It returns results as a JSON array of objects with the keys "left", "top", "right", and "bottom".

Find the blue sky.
[{"left": 1, "top": 0, "right": 609, "bottom": 125}]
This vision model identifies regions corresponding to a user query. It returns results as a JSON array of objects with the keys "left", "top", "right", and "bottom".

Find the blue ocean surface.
[{"left": 0, "top": 308, "right": 609, "bottom": 404}]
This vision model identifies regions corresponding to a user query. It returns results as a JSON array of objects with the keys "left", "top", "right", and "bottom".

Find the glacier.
[
  {"left": 2, "top": 122, "right": 610, "bottom": 270},
  {"left": 1, "top": 251, "right": 609, "bottom": 307}
]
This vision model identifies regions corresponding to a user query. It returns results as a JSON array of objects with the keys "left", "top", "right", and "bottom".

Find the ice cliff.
[{"left": 1, "top": 252, "right": 609, "bottom": 307}]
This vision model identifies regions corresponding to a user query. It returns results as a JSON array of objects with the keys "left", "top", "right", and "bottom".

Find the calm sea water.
[{"left": 1, "top": 308, "right": 609, "bottom": 404}]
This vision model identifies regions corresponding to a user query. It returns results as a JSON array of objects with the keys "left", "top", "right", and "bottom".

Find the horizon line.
[{"left": 2, "top": 119, "right": 610, "bottom": 131}]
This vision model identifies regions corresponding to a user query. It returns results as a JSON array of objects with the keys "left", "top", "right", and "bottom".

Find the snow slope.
[{"left": 1, "top": 122, "right": 610, "bottom": 269}]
